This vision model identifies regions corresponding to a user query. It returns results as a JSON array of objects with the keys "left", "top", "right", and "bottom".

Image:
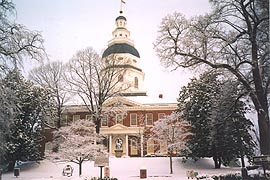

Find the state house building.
[{"left": 61, "top": 12, "right": 177, "bottom": 157}]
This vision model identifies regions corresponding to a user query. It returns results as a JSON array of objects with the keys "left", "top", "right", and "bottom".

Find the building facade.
[{"left": 62, "top": 12, "right": 177, "bottom": 157}]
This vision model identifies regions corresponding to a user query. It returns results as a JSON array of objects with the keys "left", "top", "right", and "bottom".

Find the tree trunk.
[
  {"left": 57, "top": 108, "right": 61, "bottom": 129},
  {"left": 257, "top": 111, "right": 270, "bottom": 155},
  {"left": 95, "top": 116, "right": 101, "bottom": 134},
  {"left": 169, "top": 153, "right": 173, "bottom": 174},
  {"left": 56, "top": 92, "right": 62, "bottom": 129},
  {"left": 79, "top": 161, "right": 82, "bottom": 176},
  {"left": 95, "top": 120, "right": 100, "bottom": 134},
  {"left": 249, "top": 21, "right": 270, "bottom": 155},
  {"left": 251, "top": 58, "right": 270, "bottom": 155},
  {"left": 213, "top": 156, "right": 221, "bottom": 169},
  {"left": 7, "top": 160, "right": 15, "bottom": 172}
]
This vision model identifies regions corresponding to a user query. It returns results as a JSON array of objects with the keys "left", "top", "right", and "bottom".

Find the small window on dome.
[
  {"left": 118, "top": 57, "right": 123, "bottom": 60},
  {"left": 133, "top": 59, "right": 137, "bottom": 63},
  {"left": 120, "top": 34, "right": 122, "bottom": 36},
  {"left": 134, "top": 77, "right": 138, "bottom": 89}
]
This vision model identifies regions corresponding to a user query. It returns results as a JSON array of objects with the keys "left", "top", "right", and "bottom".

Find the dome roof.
[
  {"left": 102, "top": 43, "right": 140, "bottom": 58},
  {"left": 116, "top": 15, "right": 127, "bottom": 21}
]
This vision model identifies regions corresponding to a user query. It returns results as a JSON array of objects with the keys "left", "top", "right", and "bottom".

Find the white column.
[
  {"left": 109, "top": 135, "right": 112, "bottom": 156},
  {"left": 125, "top": 134, "right": 129, "bottom": 156},
  {"left": 140, "top": 134, "right": 144, "bottom": 157}
]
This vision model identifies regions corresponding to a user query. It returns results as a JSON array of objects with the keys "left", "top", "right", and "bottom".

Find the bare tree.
[
  {"left": 150, "top": 112, "right": 191, "bottom": 174},
  {"left": 0, "top": 0, "right": 45, "bottom": 75},
  {"left": 154, "top": 0, "right": 270, "bottom": 154},
  {"left": 65, "top": 47, "right": 129, "bottom": 133},
  {"left": 29, "top": 61, "right": 69, "bottom": 128},
  {"left": 46, "top": 119, "right": 107, "bottom": 176}
]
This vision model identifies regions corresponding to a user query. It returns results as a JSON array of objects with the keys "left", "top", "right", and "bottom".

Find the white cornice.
[{"left": 100, "top": 124, "right": 144, "bottom": 135}]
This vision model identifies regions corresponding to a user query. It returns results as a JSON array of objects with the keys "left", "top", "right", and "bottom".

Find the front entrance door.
[{"left": 128, "top": 136, "right": 139, "bottom": 157}]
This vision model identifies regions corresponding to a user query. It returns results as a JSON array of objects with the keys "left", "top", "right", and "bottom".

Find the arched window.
[{"left": 134, "top": 77, "right": 138, "bottom": 88}]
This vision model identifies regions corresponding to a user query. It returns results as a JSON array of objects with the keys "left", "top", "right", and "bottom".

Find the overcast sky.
[{"left": 13, "top": 0, "right": 211, "bottom": 102}]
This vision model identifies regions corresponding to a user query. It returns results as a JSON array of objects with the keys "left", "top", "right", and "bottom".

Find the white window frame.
[
  {"left": 130, "top": 113, "right": 137, "bottom": 126},
  {"left": 146, "top": 113, "right": 153, "bottom": 126},
  {"left": 101, "top": 115, "right": 108, "bottom": 127},
  {"left": 61, "top": 114, "right": 68, "bottom": 126},
  {"left": 72, "top": 115, "right": 80, "bottom": 122},
  {"left": 116, "top": 114, "right": 123, "bottom": 124}
]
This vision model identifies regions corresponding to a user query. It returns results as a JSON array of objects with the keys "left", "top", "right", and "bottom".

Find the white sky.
[{"left": 13, "top": 0, "right": 211, "bottom": 102}]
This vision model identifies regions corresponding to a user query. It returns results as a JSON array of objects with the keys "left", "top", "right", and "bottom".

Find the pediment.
[
  {"left": 103, "top": 97, "right": 141, "bottom": 107},
  {"left": 110, "top": 123, "right": 128, "bottom": 130}
]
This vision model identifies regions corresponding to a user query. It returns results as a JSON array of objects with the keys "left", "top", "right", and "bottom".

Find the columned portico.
[{"left": 100, "top": 124, "right": 144, "bottom": 157}]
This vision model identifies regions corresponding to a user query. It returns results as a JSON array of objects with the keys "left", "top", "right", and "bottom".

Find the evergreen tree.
[
  {"left": 209, "top": 80, "right": 256, "bottom": 168},
  {"left": 2, "top": 69, "right": 50, "bottom": 171},
  {"left": 179, "top": 71, "right": 221, "bottom": 161},
  {"left": 178, "top": 71, "right": 256, "bottom": 168},
  {"left": 0, "top": 82, "right": 16, "bottom": 167}
]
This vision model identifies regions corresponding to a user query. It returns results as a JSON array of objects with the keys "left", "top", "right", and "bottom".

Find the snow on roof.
[
  {"left": 124, "top": 95, "right": 177, "bottom": 105},
  {"left": 64, "top": 94, "right": 177, "bottom": 106}
]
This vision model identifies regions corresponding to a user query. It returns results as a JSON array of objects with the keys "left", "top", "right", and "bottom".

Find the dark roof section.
[
  {"left": 116, "top": 15, "right": 127, "bottom": 21},
  {"left": 102, "top": 43, "right": 140, "bottom": 58},
  {"left": 104, "top": 64, "right": 142, "bottom": 72},
  {"left": 121, "top": 92, "right": 147, "bottom": 97}
]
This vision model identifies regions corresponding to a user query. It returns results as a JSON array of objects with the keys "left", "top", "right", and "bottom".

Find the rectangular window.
[
  {"left": 72, "top": 115, "right": 80, "bottom": 122},
  {"left": 160, "top": 142, "right": 168, "bottom": 155},
  {"left": 158, "top": 113, "right": 166, "bottom": 120},
  {"left": 130, "top": 113, "right": 137, "bottom": 126},
  {"left": 130, "top": 138, "right": 138, "bottom": 155},
  {"left": 146, "top": 113, "right": 153, "bottom": 126},
  {"left": 147, "top": 140, "right": 155, "bottom": 155},
  {"left": 116, "top": 114, "right": 123, "bottom": 124},
  {"left": 61, "top": 115, "right": 68, "bottom": 126},
  {"left": 101, "top": 115, "right": 108, "bottom": 127}
]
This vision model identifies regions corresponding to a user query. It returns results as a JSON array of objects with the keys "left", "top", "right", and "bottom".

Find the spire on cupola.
[
  {"left": 119, "top": 0, "right": 126, "bottom": 14},
  {"left": 101, "top": 0, "right": 147, "bottom": 96},
  {"left": 105, "top": 0, "right": 134, "bottom": 49}
]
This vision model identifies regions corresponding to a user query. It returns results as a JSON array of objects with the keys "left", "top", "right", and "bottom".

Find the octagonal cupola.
[
  {"left": 102, "top": 12, "right": 147, "bottom": 97},
  {"left": 116, "top": 15, "right": 127, "bottom": 28}
]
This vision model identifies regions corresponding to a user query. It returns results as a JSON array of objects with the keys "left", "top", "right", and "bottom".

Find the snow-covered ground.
[{"left": 2, "top": 157, "right": 242, "bottom": 180}]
